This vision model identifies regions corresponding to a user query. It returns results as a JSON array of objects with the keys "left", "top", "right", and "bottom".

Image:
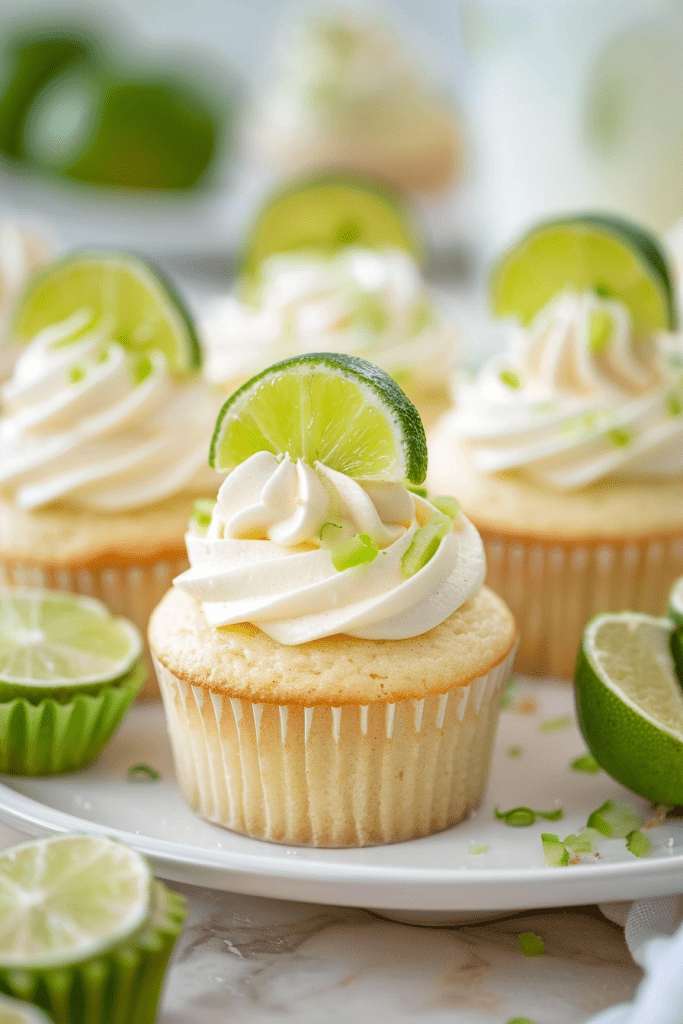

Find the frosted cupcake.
[
  {"left": 0, "top": 253, "right": 222, "bottom": 696},
  {"left": 0, "top": 219, "right": 55, "bottom": 379},
  {"left": 250, "top": 11, "right": 462, "bottom": 194},
  {"left": 428, "top": 215, "right": 683, "bottom": 678},
  {"left": 201, "top": 245, "right": 457, "bottom": 427},
  {"left": 149, "top": 352, "right": 516, "bottom": 847}
]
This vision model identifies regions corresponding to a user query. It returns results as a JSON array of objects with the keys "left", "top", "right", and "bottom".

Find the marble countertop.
[{"left": 0, "top": 821, "right": 642, "bottom": 1024}]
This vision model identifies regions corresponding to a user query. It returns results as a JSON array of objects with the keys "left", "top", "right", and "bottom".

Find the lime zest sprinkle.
[
  {"left": 563, "top": 827, "right": 603, "bottom": 853},
  {"left": 468, "top": 844, "right": 489, "bottom": 855},
  {"left": 134, "top": 355, "right": 153, "bottom": 384},
  {"left": 570, "top": 754, "right": 602, "bottom": 773},
  {"left": 518, "top": 932, "right": 545, "bottom": 957},
  {"left": 500, "top": 678, "right": 518, "bottom": 709},
  {"left": 499, "top": 367, "right": 523, "bottom": 390},
  {"left": 407, "top": 484, "right": 428, "bottom": 498},
  {"left": 505, "top": 1019, "right": 537, "bottom": 1024},
  {"left": 127, "top": 763, "right": 161, "bottom": 782},
  {"left": 190, "top": 498, "right": 217, "bottom": 533},
  {"left": 319, "top": 521, "right": 343, "bottom": 544},
  {"left": 542, "top": 833, "right": 569, "bottom": 866},
  {"left": 626, "top": 829, "right": 651, "bottom": 858},
  {"left": 539, "top": 715, "right": 573, "bottom": 733},
  {"left": 507, "top": 745, "right": 523, "bottom": 758},
  {"left": 331, "top": 532, "right": 379, "bottom": 571},
  {"left": 588, "top": 309, "right": 613, "bottom": 354},
  {"left": 430, "top": 495, "right": 460, "bottom": 521},
  {"left": 401, "top": 514, "right": 451, "bottom": 579},
  {"left": 67, "top": 364, "right": 85, "bottom": 384},
  {"left": 607, "top": 427, "right": 632, "bottom": 447},
  {"left": 495, "top": 806, "right": 563, "bottom": 827},
  {"left": 665, "top": 392, "right": 683, "bottom": 417},
  {"left": 587, "top": 799, "right": 642, "bottom": 838},
  {"left": 594, "top": 282, "right": 611, "bottom": 299}
]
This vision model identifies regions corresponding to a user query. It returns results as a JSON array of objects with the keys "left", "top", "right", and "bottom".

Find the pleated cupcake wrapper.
[
  {"left": 0, "top": 663, "right": 145, "bottom": 776},
  {"left": 153, "top": 645, "right": 517, "bottom": 847},
  {"left": 0, "top": 880, "right": 185, "bottom": 1024},
  {"left": 0, "top": 558, "right": 188, "bottom": 699},
  {"left": 480, "top": 529, "right": 683, "bottom": 679}
]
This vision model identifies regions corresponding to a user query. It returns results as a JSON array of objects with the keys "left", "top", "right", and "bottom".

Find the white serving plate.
[{"left": 0, "top": 678, "right": 680, "bottom": 926}]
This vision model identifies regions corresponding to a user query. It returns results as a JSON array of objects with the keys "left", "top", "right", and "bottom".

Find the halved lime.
[
  {"left": 0, "top": 834, "right": 151, "bottom": 968},
  {"left": 241, "top": 172, "right": 422, "bottom": 277},
  {"left": 12, "top": 252, "right": 200, "bottom": 374},
  {"left": 0, "top": 995, "right": 54, "bottom": 1024},
  {"left": 574, "top": 611, "right": 683, "bottom": 806},
  {"left": 209, "top": 352, "right": 427, "bottom": 483},
  {"left": 0, "top": 588, "right": 142, "bottom": 691},
  {"left": 490, "top": 214, "right": 677, "bottom": 336}
]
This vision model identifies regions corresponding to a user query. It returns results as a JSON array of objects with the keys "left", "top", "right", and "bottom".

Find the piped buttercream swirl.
[
  {"left": 0, "top": 222, "right": 54, "bottom": 379},
  {"left": 0, "top": 311, "right": 219, "bottom": 511},
  {"left": 174, "top": 450, "right": 485, "bottom": 643},
  {"left": 449, "top": 291, "right": 683, "bottom": 490}
]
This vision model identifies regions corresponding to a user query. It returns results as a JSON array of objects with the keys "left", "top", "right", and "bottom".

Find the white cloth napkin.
[{"left": 587, "top": 896, "right": 683, "bottom": 1023}]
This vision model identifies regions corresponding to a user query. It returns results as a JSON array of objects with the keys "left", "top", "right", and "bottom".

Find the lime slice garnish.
[
  {"left": 491, "top": 214, "right": 678, "bottom": 336},
  {"left": 0, "top": 995, "right": 54, "bottom": 1024},
  {"left": 209, "top": 352, "right": 427, "bottom": 483},
  {"left": 575, "top": 612, "right": 683, "bottom": 806},
  {"left": 12, "top": 252, "right": 200, "bottom": 375},
  {"left": 669, "top": 576, "right": 683, "bottom": 627},
  {"left": 0, "top": 834, "right": 152, "bottom": 969},
  {"left": 0, "top": 588, "right": 142, "bottom": 689},
  {"left": 242, "top": 172, "right": 421, "bottom": 277}
]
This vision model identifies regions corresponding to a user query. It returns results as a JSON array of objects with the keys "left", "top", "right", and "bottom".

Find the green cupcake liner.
[
  {"left": 0, "top": 880, "right": 185, "bottom": 1024},
  {"left": 0, "top": 662, "right": 145, "bottom": 775}
]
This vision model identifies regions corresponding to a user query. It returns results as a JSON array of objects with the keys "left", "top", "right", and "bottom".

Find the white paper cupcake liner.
[
  {"left": 153, "top": 645, "right": 517, "bottom": 847},
  {"left": 480, "top": 530, "right": 683, "bottom": 679},
  {"left": 0, "top": 558, "right": 187, "bottom": 699}
]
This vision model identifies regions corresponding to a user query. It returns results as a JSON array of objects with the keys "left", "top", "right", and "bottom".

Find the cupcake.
[
  {"left": 0, "top": 219, "right": 55, "bottom": 380},
  {"left": 428, "top": 215, "right": 683, "bottom": 678},
  {"left": 0, "top": 587, "right": 145, "bottom": 775},
  {"left": 0, "top": 833, "right": 185, "bottom": 1024},
  {"left": 250, "top": 11, "right": 462, "bottom": 194},
  {"left": 0, "top": 252, "right": 222, "bottom": 697},
  {"left": 201, "top": 245, "right": 457, "bottom": 427},
  {"left": 149, "top": 352, "right": 517, "bottom": 847}
]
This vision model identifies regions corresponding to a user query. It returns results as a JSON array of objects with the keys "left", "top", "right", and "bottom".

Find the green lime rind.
[
  {"left": 491, "top": 213, "right": 678, "bottom": 335},
  {"left": 574, "top": 613, "right": 683, "bottom": 806},
  {"left": 11, "top": 251, "right": 201, "bottom": 375},
  {"left": 0, "top": 660, "right": 144, "bottom": 775},
  {"left": 0, "top": 879, "right": 185, "bottom": 1024},
  {"left": 669, "top": 576, "right": 683, "bottom": 627},
  {"left": 241, "top": 170, "right": 422, "bottom": 277},
  {"left": 209, "top": 351, "right": 428, "bottom": 484},
  {"left": 0, "top": 993, "right": 55, "bottom": 1024}
]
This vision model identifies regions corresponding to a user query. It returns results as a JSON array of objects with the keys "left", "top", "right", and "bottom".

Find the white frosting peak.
[
  {"left": 0, "top": 222, "right": 54, "bottom": 379},
  {"left": 175, "top": 451, "right": 485, "bottom": 643}
]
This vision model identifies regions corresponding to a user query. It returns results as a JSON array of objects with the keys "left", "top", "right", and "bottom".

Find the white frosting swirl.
[
  {"left": 0, "top": 311, "right": 220, "bottom": 511},
  {"left": 201, "top": 247, "right": 455, "bottom": 394},
  {"left": 0, "top": 222, "right": 54, "bottom": 379},
  {"left": 174, "top": 450, "right": 485, "bottom": 643},
  {"left": 450, "top": 291, "right": 683, "bottom": 490}
]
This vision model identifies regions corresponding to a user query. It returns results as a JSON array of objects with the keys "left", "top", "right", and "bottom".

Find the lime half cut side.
[
  {"left": 209, "top": 352, "right": 427, "bottom": 484},
  {"left": 0, "top": 834, "right": 152, "bottom": 969},
  {"left": 0, "top": 994, "right": 55, "bottom": 1024},
  {"left": 12, "top": 251, "right": 200, "bottom": 375},
  {"left": 0, "top": 588, "right": 142, "bottom": 689},
  {"left": 242, "top": 172, "right": 422, "bottom": 277},
  {"left": 491, "top": 214, "right": 677, "bottom": 336},
  {"left": 575, "top": 611, "right": 683, "bottom": 806}
]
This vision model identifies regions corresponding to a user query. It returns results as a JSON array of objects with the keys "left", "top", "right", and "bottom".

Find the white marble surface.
[{"left": 0, "top": 820, "right": 642, "bottom": 1024}]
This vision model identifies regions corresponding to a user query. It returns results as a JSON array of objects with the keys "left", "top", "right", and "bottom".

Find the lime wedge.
[
  {"left": 209, "top": 352, "right": 427, "bottom": 483},
  {"left": 242, "top": 172, "right": 421, "bottom": 277},
  {"left": 0, "top": 834, "right": 152, "bottom": 968},
  {"left": 12, "top": 252, "right": 200, "bottom": 374},
  {"left": 0, "top": 588, "right": 142, "bottom": 690},
  {"left": 0, "top": 995, "right": 54, "bottom": 1024},
  {"left": 491, "top": 214, "right": 677, "bottom": 336},
  {"left": 574, "top": 612, "right": 683, "bottom": 805}
]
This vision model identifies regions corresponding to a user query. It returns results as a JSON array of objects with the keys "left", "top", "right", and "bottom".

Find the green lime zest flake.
[
  {"left": 401, "top": 514, "right": 451, "bottom": 579},
  {"left": 626, "top": 829, "right": 652, "bottom": 858},
  {"left": 542, "top": 833, "right": 570, "bottom": 866},
  {"left": 563, "top": 827, "right": 603, "bottom": 853},
  {"left": 570, "top": 754, "right": 602, "bottom": 773},
  {"left": 588, "top": 309, "right": 613, "bottom": 354},
  {"left": 430, "top": 495, "right": 460, "bottom": 520},
  {"left": 499, "top": 367, "right": 523, "bottom": 390},
  {"left": 587, "top": 799, "right": 642, "bottom": 838},
  {"left": 319, "top": 521, "right": 343, "bottom": 544},
  {"left": 500, "top": 678, "right": 519, "bottom": 709},
  {"left": 468, "top": 844, "right": 489, "bottom": 855},
  {"left": 407, "top": 484, "right": 428, "bottom": 497},
  {"left": 127, "top": 763, "right": 161, "bottom": 782},
  {"left": 495, "top": 806, "right": 563, "bottom": 827},
  {"left": 539, "top": 715, "right": 573, "bottom": 733},
  {"left": 518, "top": 931, "right": 545, "bottom": 957},
  {"left": 665, "top": 392, "right": 683, "bottom": 416},
  {"left": 506, "top": 1019, "right": 537, "bottom": 1024},
  {"left": 607, "top": 426, "right": 632, "bottom": 447},
  {"left": 96, "top": 346, "right": 109, "bottom": 363},
  {"left": 331, "top": 532, "right": 379, "bottom": 571},
  {"left": 134, "top": 354, "right": 153, "bottom": 384},
  {"left": 507, "top": 745, "right": 523, "bottom": 758},
  {"left": 66, "top": 364, "right": 85, "bottom": 384},
  {"left": 190, "top": 498, "right": 217, "bottom": 533}
]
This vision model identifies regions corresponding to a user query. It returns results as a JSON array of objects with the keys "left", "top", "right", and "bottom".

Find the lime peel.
[
  {"left": 587, "top": 799, "right": 642, "bottom": 838},
  {"left": 518, "top": 932, "right": 545, "bottom": 957}
]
